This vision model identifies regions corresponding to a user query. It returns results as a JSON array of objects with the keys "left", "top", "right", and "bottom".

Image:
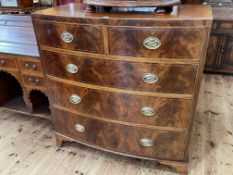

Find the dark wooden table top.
[{"left": 0, "top": 15, "right": 39, "bottom": 57}]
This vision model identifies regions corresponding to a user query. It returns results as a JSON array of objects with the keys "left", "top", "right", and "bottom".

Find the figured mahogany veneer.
[
  {"left": 109, "top": 27, "right": 205, "bottom": 58},
  {"left": 48, "top": 79, "right": 192, "bottom": 128},
  {"left": 52, "top": 107, "right": 187, "bottom": 161},
  {"left": 32, "top": 4, "right": 212, "bottom": 175},
  {"left": 42, "top": 51, "right": 197, "bottom": 94},
  {"left": 34, "top": 21, "right": 104, "bottom": 54}
]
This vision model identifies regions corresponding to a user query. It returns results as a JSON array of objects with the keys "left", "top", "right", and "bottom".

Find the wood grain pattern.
[
  {"left": 42, "top": 51, "right": 197, "bottom": 94},
  {"left": 48, "top": 79, "right": 192, "bottom": 128},
  {"left": 34, "top": 20, "right": 104, "bottom": 54},
  {"left": 52, "top": 107, "right": 187, "bottom": 161},
  {"left": 109, "top": 27, "right": 206, "bottom": 59},
  {"left": 22, "top": 75, "right": 46, "bottom": 89}
]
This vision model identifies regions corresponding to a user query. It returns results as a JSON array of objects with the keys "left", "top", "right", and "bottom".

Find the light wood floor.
[{"left": 0, "top": 74, "right": 233, "bottom": 175}]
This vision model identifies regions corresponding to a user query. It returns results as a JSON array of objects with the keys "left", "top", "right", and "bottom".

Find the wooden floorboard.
[{"left": 0, "top": 74, "right": 233, "bottom": 175}]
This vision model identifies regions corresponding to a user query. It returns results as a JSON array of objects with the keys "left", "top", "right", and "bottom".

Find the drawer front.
[
  {"left": 42, "top": 51, "right": 197, "bottom": 94},
  {"left": 0, "top": 56, "right": 17, "bottom": 69},
  {"left": 34, "top": 20, "right": 104, "bottom": 54},
  {"left": 18, "top": 59, "right": 43, "bottom": 74},
  {"left": 23, "top": 75, "right": 45, "bottom": 88},
  {"left": 109, "top": 27, "right": 205, "bottom": 58},
  {"left": 53, "top": 108, "right": 186, "bottom": 161},
  {"left": 48, "top": 80, "right": 192, "bottom": 128},
  {"left": 212, "top": 21, "right": 233, "bottom": 31}
]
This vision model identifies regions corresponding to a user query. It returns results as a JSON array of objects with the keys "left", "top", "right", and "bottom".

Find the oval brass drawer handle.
[
  {"left": 0, "top": 60, "right": 6, "bottom": 66},
  {"left": 140, "top": 138, "right": 153, "bottom": 147},
  {"left": 140, "top": 106, "right": 156, "bottom": 117},
  {"left": 66, "top": 63, "right": 78, "bottom": 74},
  {"left": 142, "top": 73, "right": 158, "bottom": 84},
  {"left": 70, "top": 94, "right": 81, "bottom": 104},
  {"left": 143, "top": 37, "right": 161, "bottom": 50},
  {"left": 61, "top": 31, "right": 73, "bottom": 43},
  {"left": 74, "top": 124, "right": 85, "bottom": 133}
]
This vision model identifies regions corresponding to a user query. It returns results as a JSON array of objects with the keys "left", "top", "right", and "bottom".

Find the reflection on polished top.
[{"left": 33, "top": 3, "right": 212, "bottom": 26}]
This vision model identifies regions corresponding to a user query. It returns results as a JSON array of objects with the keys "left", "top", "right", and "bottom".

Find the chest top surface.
[{"left": 32, "top": 3, "right": 213, "bottom": 27}]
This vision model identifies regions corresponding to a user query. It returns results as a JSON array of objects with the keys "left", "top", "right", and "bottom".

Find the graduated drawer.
[
  {"left": 34, "top": 20, "right": 104, "bottom": 54},
  {"left": 18, "top": 59, "right": 43, "bottom": 74},
  {"left": 109, "top": 27, "right": 205, "bottom": 58},
  {"left": 48, "top": 79, "right": 192, "bottom": 128},
  {"left": 22, "top": 75, "right": 46, "bottom": 88},
  {"left": 53, "top": 108, "right": 186, "bottom": 161},
  {"left": 0, "top": 56, "right": 17, "bottom": 69},
  {"left": 42, "top": 51, "right": 197, "bottom": 94}
]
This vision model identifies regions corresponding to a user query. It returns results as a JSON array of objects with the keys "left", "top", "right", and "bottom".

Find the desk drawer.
[
  {"left": 34, "top": 20, "right": 104, "bottom": 54},
  {"left": 18, "top": 59, "right": 43, "bottom": 74},
  {"left": 0, "top": 56, "right": 17, "bottom": 69},
  {"left": 109, "top": 27, "right": 205, "bottom": 58},
  {"left": 48, "top": 79, "right": 192, "bottom": 128},
  {"left": 53, "top": 108, "right": 186, "bottom": 161},
  {"left": 42, "top": 51, "right": 197, "bottom": 94},
  {"left": 22, "top": 75, "right": 46, "bottom": 88}
]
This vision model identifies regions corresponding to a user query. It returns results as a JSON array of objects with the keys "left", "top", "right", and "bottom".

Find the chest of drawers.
[{"left": 32, "top": 4, "right": 212, "bottom": 175}]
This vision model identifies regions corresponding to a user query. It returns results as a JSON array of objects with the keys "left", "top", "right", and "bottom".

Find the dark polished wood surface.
[
  {"left": 109, "top": 27, "right": 206, "bottom": 58},
  {"left": 32, "top": 4, "right": 212, "bottom": 175},
  {"left": 48, "top": 79, "right": 192, "bottom": 128},
  {"left": 0, "top": 15, "right": 39, "bottom": 57},
  {"left": 42, "top": 51, "right": 197, "bottom": 94},
  {"left": 32, "top": 4, "right": 212, "bottom": 27},
  {"left": 52, "top": 107, "right": 187, "bottom": 161},
  {"left": 204, "top": 7, "right": 233, "bottom": 74}
]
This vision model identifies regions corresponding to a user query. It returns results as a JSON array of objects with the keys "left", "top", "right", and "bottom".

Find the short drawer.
[
  {"left": 18, "top": 59, "right": 43, "bottom": 74},
  {"left": 109, "top": 27, "right": 205, "bottom": 58},
  {"left": 48, "top": 79, "right": 192, "bottom": 128},
  {"left": 22, "top": 75, "right": 46, "bottom": 88},
  {"left": 42, "top": 51, "right": 197, "bottom": 94},
  {"left": 53, "top": 108, "right": 186, "bottom": 161},
  {"left": 0, "top": 56, "right": 17, "bottom": 69},
  {"left": 34, "top": 20, "right": 104, "bottom": 54}
]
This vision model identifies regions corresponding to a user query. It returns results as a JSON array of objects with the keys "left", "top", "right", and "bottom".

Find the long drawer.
[
  {"left": 48, "top": 79, "right": 192, "bottom": 128},
  {"left": 42, "top": 51, "right": 197, "bottom": 94},
  {"left": 34, "top": 20, "right": 104, "bottom": 54},
  {"left": 53, "top": 107, "right": 187, "bottom": 161},
  {"left": 109, "top": 27, "right": 205, "bottom": 58}
]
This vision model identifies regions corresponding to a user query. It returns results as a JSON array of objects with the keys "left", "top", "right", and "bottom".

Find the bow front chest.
[{"left": 32, "top": 4, "right": 212, "bottom": 175}]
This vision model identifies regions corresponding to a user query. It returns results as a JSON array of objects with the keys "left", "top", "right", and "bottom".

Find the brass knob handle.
[
  {"left": 32, "top": 64, "right": 37, "bottom": 70},
  {"left": 28, "top": 78, "right": 33, "bottom": 82},
  {"left": 0, "top": 60, "right": 5, "bottom": 66},
  {"left": 35, "top": 79, "right": 40, "bottom": 84},
  {"left": 143, "top": 37, "right": 161, "bottom": 50},
  {"left": 25, "top": 63, "right": 30, "bottom": 68},
  {"left": 142, "top": 73, "right": 158, "bottom": 84},
  {"left": 139, "top": 138, "right": 153, "bottom": 147},
  {"left": 66, "top": 63, "right": 78, "bottom": 74},
  {"left": 74, "top": 124, "right": 85, "bottom": 132},
  {"left": 140, "top": 107, "right": 156, "bottom": 117},
  {"left": 61, "top": 31, "right": 73, "bottom": 43},
  {"left": 70, "top": 94, "right": 81, "bottom": 104}
]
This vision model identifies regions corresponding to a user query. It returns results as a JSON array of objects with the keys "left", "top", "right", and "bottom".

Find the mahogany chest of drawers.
[{"left": 32, "top": 4, "right": 212, "bottom": 175}]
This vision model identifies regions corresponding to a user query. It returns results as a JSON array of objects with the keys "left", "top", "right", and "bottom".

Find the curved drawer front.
[
  {"left": 109, "top": 27, "right": 205, "bottom": 58},
  {"left": 48, "top": 80, "right": 192, "bottom": 128},
  {"left": 53, "top": 108, "right": 186, "bottom": 161},
  {"left": 42, "top": 51, "right": 197, "bottom": 94},
  {"left": 34, "top": 20, "right": 104, "bottom": 54}
]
